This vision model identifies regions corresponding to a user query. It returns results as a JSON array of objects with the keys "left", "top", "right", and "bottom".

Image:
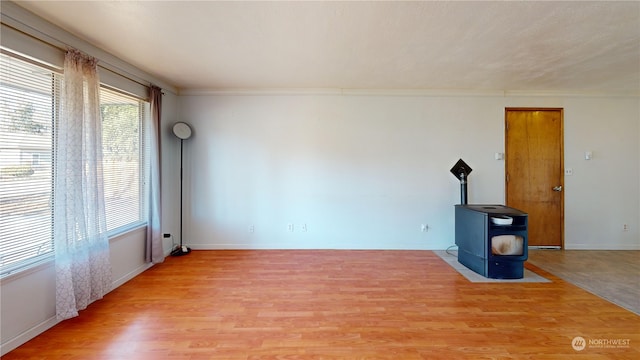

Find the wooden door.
[{"left": 505, "top": 108, "right": 563, "bottom": 248}]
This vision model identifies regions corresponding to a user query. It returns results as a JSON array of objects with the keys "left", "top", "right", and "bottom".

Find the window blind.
[
  {"left": 100, "top": 87, "right": 148, "bottom": 233},
  {"left": 0, "top": 52, "right": 58, "bottom": 274}
]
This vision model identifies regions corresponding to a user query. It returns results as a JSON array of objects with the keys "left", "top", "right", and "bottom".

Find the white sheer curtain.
[
  {"left": 55, "top": 49, "right": 112, "bottom": 320},
  {"left": 146, "top": 86, "right": 164, "bottom": 263}
]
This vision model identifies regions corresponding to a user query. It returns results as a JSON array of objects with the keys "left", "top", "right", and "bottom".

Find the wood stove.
[
  {"left": 455, "top": 205, "right": 528, "bottom": 279},
  {"left": 450, "top": 159, "right": 528, "bottom": 279}
]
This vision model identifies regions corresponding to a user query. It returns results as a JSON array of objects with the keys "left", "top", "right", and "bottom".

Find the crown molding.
[
  {"left": 504, "top": 90, "right": 639, "bottom": 98},
  {"left": 179, "top": 88, "right": 506, "bottom": 97},
  {"left": 179, "top": 87, "right": 639, "bottom": 98}
]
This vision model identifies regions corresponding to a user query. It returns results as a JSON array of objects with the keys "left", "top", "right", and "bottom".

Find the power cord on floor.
[{"left": 445, "top": 245, "right": 458, "bottom": 257}]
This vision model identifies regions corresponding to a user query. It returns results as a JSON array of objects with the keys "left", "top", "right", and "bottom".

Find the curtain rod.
[{"left": 2, "top": 20, "right": 158, "bottom": 92}]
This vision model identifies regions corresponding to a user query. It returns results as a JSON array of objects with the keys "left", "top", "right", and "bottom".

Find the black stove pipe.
[
  {"left": 450, "top": 159, "right": 472, "bottom": 205},
  {"left": 460, "top": 172, "right": 468, "bottom": 205}
]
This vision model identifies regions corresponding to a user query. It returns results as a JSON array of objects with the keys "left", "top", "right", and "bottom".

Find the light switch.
[{"left": 585, "top": 151, "right": 592, "bottom": 160}]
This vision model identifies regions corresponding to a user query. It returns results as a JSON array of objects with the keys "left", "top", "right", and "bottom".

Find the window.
[
  {"left": 101, "top": 88, "right": 148, "bottom": 233},
  {"left": 0, "top": 51, "right": 149, "bottom": 276},
  {"left": 0, "top": 52, "right": 58, "bottom": 274}
]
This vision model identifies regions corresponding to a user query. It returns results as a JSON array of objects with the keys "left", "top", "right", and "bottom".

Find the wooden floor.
[{"left": 4, "top": 250, "right": 639, "bottom": 359}]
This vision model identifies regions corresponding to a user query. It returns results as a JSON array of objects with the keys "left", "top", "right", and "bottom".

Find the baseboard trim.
[
  {"left": 564, "top": 244, "right": 640, "bottom": 250},
  {"left": 0, "top": 316, "right": 59, "bottom": 356},
  {"left": 1, "top": 261, "right": 156, "bottom": 356},
  {"left": 110, "top": 261, "right": 154, "bottom": 292}
]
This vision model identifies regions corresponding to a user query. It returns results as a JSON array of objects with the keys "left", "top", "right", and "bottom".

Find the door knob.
[{"left": 553, "top": 186, "right": 562, "bottom": 192}]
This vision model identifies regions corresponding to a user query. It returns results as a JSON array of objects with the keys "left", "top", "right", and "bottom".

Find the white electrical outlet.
[
  {"left": 249, "top": 225, "right": 255, "bottom": 233},
  {"left": 421, "top": 224, "right": 429, "bottom": 232},
  {"left": 301, "top": 224, "right": 307, "bottom": 232},
  {"left": 288, "top": 224, "right": 294, "bottom": 232},
  {"left": 623, "top": 224, "right": 629, "bottom": 232}
]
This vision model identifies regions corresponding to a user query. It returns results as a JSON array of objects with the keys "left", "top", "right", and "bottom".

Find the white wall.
[
  {"left": 178, "top": 92, "right": 639, "bottom": 251},
  {"left": 561, "top": 97, "right": 639, "bottom": 249}
]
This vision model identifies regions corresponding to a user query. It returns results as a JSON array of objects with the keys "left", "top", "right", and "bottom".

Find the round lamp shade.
[{"left": 172, "top": 122, "right": 192, "bottom": 140}]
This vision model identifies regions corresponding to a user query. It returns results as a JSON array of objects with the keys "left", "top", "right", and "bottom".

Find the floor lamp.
[{"left": 171, "top": 122, "right": 192, "bottom": 256}]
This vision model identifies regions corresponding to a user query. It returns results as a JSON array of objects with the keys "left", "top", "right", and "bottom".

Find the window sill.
[
  {"left": 108, "top": 222, "right": 148, "bottom": 242},
  {"left": 0, "top": 256, "right": 55, "bottom": 284},
  {"left": 1, "top": 223, "right": 148, "bottom": 284}
]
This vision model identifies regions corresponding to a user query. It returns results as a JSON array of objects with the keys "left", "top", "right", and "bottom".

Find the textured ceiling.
[{"left": 11, "top": 1, "right": 640, "bottom": 94}]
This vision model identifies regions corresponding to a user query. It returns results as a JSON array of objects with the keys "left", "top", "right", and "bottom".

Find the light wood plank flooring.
[
  {"left": 528, "top": 250, "right": 640, "bottom": 315},
  {"left": 4, "top": 250, "right": 639, "bottom": 359}
]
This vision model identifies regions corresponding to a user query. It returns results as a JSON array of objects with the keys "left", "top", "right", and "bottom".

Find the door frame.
[{"left": 505, "top": 107, "right": 565, "bottom": 249}]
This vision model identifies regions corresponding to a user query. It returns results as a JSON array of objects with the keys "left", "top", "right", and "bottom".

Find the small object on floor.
[{"left": 170, "top": 245, "right": 191, "bottom": 256}]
